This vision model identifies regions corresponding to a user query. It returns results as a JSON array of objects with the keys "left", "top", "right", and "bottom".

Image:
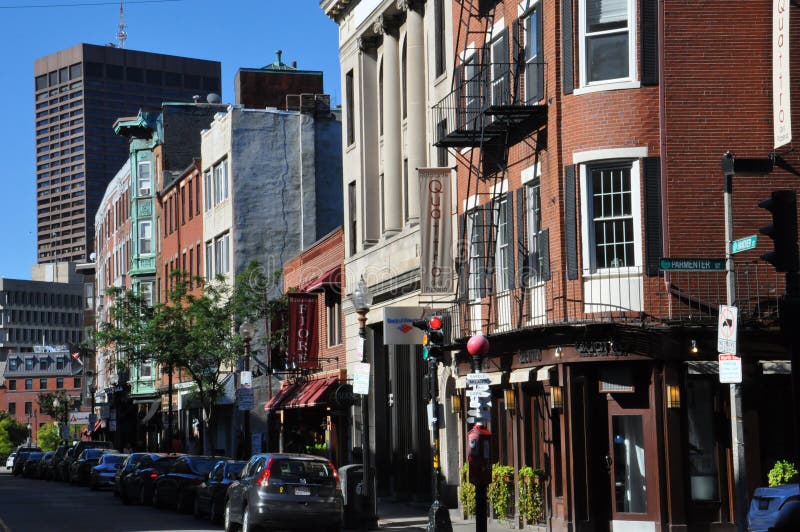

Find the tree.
[
  {"left": 0, "top": 415, "right": 29, "bottom": 455},
  {"left": 37, "top": 423, "right": 60, "bottom": 451},
  {"left": 38, "top": 391, "right": 70, "bottom": 444},
  {"left": 95, "top": 286, "right": 154, "bottom": 379}
]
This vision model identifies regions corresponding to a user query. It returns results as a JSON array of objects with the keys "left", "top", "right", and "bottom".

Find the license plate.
[{"left": 295, "top": 487, "right": 311, "bottom": 496}]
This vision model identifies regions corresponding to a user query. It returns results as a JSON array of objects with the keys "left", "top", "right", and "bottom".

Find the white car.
[{"left": 5, "top": 452, "right": 16, "bottom": 470}]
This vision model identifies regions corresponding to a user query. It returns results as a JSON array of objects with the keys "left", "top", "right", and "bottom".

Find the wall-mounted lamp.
[
  {"left": 690, "top": 340, "right": 699, "bottom": 355},
  {"left": 451, "top": 394, "right": 462, "bottom": 414},
  {"left": 504, "top": 389, "right": 516, "bottom": 412},
  {"left": 550, "top": 385, "right": 564, "bottom": 409},
  {"left": 554, "top": 347, "right": 562, "bottom": 359},
  {"left": 666, "top": 384, "right": 681, "bottom": 409}
]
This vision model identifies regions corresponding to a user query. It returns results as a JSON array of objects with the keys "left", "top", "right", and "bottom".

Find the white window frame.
[
  {"left": 214, "top": 232, "right": 230, "bottom": 276},
  {"left": 139, "top": 281, "right": 154, "bottom": 307},
  {"left": 138, "top": 220, "right": 152, "bottom": 255},
  {"left": 578, "top": 152, "right": 643, "bottom": 275},
  {"left": 137, "top": 161, "right": 152, "bottom": 196},
  {"left": 522, "top": 4, "right": 543, "bottom": 103},
  {"left": 326, "top": 296, "right": 342, "bottom": 347},
  {"left": 467, "top": 209, "right": 483, "bottom": 301},
  {"left": 213, "top": 159, "right": 229, "bottom": 205},
  {"left": 203, "top": 170, "right": 212, "bottom": 211},
  {"left": 576, "top": 0, "right": 639, "bottom": 94},
  {"left": 205, "top": 240, "right": 213, "bottom": 279},
  {"left": 494, "top": 196, "right": 512, "bottom": 292}
]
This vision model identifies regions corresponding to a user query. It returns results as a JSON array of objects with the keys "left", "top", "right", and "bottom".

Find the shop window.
[
  {"left": 611, "top": 415, "right": 646, "bottom": 513},
  {"left": 687, "top": 378, "right": 719, "bottom": 501}
]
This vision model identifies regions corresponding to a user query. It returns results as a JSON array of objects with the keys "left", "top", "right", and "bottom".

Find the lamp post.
[
  {"left": 26, "top": 421, "right": 32, "bottom": 447},
  {"left": 239, "top": 319, "right": 255, "bottom": 458},
  {"left": 349, "top": 275, "right": 375, "bottom": 527},
  {"left": 85, "top": 370, "right": 97, "bottom": 437}
]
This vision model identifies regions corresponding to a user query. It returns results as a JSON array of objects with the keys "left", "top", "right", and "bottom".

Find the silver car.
[
  {"left": 5, "top": 452, "right": 16, "bottom": 470},
  {"left": 224, "top": 453, "right": 343, "bottom": 532}
]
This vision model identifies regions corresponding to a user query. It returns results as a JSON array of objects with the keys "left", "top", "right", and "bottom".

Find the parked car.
[
  {"left": 89, "top": 453, "right": 128, "bottom": 490},
  {"left": 22, "top": 452, "right": 44, "bottom": 478},
  {"left": 119, "top": 454, "right": 181, "bottom": 506},
  {"left": 194, "top": 460, "right": 245, "bottom": 523},
  {"left": 69, "top": 448, "right": 115, "bottom": 485},
  {"left": 115, "top": 453, "right": 159, "bottom": 500},
  {"left": 224, "top": 454, "right": 343, "bottom": 532},
  {"left": 11, "top": 446, "right": 42, "bottom": 474},
  {"left": 12, "top": 451, "right": 32, "bottom": 476},
  {"left": 6, "top": 452, "right": 16, "bottom": 470},
  {"left": 35, "top": 451, "right": 55, "bottom": 479},
  {"left": 61, "top": 440, "right": 114, "bottom": 482},
  {"left": 45, "top": 445, "right": 68, "bottom": 481},
  {"left": 153, "top": 455, "right": 225, "bottom": 512},
  {"left": 748, "top": 483, "right": 800, "bottom": 531}
]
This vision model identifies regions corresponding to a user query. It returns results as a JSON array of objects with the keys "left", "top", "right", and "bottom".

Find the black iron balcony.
[{"left": 432, "top": 60, "right": 548, "bottom": 149}]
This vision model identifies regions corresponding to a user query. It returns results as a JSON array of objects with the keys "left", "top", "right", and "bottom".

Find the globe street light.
[
  {"left": 239, "top": 319, "right": 255, "bottom": 458},
  {"left": 348, "top": 275, "right": 375, "bottom": 526}
]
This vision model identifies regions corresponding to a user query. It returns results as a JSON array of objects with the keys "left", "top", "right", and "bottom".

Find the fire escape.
[{"left": 432, "top": 0, "right": 548, "bottom": 336}]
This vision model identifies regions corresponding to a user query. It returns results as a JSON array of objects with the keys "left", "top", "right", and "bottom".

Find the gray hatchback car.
[{"left": 224, "top": 453, "right": 343, "bottom": 532}]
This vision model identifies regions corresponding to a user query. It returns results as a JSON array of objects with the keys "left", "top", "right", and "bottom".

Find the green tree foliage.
[
  {"left": 0, "top": 413, "right": 30, "bottom": 454},
  {"left": 37, "top": 423, "right": 61, "bottom": 451}
]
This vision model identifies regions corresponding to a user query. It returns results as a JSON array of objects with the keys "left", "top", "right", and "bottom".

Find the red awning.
[
  {"left": 263, "top": 383, "right": 299, "bottom": 412},
  {"left": 299, "top": 267, "right": 341, "bottom": 293},
  {"left": 284, "top": 377, "right": 339, "bottom": 409}
]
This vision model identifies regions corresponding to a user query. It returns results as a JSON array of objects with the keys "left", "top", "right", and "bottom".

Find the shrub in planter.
[
  {"left": 518, "top": 466, "right": 545, "bottom": 526},
  {"left": 459, "top": 462, "right": 476, "bottom": 519},
  {"left": 768, "top": 460, "right": 799, "bottom": 487},
  {"left": 488, "top": 463, "right": 515, "bottom": 520}
]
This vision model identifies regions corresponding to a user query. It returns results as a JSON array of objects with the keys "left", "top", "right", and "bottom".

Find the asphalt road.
[{"left": 0, "top": 470, "right": 221, "bottom": 532}]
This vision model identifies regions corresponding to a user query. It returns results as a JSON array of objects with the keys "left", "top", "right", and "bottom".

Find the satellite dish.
[{"left": 207, "top": 93, "right": 221, "bottom": 104}]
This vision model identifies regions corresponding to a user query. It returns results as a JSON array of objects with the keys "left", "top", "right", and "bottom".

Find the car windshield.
[
  {"left": 103, "top": 454, "right": 125, "bottom": 464},
  {"left": 85, "top": 449, "right": 104, "bottom": 459},
  {"left": 154, "top": 457, "right": 177, "bottom": 472},
  {"left": 188, "top": 458, "right": 219, "bottom": 475},
  {"left": 28, "top": 453, "right": 43, "bottom": 460},
  {"left": 269, "top": 459, "right": 334, "bottom": 482}
]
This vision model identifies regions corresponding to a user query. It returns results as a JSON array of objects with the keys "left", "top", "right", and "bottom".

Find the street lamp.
[
  {"left": 85, "top": 370, "right": 97, "bottom": 437},
  {"left": 26, "top": 422, "right": 32, "bottom": 447},
  {"left": 349, "top": 275, "right": 375, "bottom": 526},
  {"left": 239, "top": 319, "right": 255, "bottom": 458}
]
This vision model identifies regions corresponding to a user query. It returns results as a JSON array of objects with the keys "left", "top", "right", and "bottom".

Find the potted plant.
[
  {"left": 769, "top": 460, "right": 799, "bottom": 487},
  {"left": 518, "top": 466, "right": 545, "bottom": 528},
  {"left": 488, "top": 463, "right": 515, "bottom": 521},
  {"left": 459, "top": 462, "right": 476, "bottom": 519}
]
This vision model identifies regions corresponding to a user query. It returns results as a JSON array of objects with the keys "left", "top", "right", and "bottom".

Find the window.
[
  {"left": 348, "top": 181, "right": 357, "bottom": 255},
  {"left": 214, "top": 233, "right": 230, "bottom": 275},
  {"left": 580, "top": 0, "right": 635, "bottom": 84},
  {"left": 24, "top": 402, "right": 32, "bottom": 416},
  {"left": 40, "top": 378, "right": 47, "bottom": 390},
  {"left": 213, "top": 160, "right": 229, "bottom": 204},
  {"left": 56, "top": 356, "right": 65, "bottom": 370},
  {"left": 437, "top": 120, "right": 448, "bottom": 167},
  {"left": 495, "top": 196, "right": 513, "bottom": 292},
  {"left": 140, "top": 361, "right": 152, "bottom": 378},
  {"left": 8, "top": 380, "right": 15, "bottom": 391},
  {"left": 326, "top": 293, "right": 342, "bottom": 346},
  {"left": 205, "top": 241, "right": 213, "bottom": 279},
  {"left": 687, "top": 378, "right": 719, "bottom": 501},
  {"left": 39, "top": 358, "right": 48, "bottom": 370},
  {"left": 138, "top": 161, "right": 152, "bottom": 196},
  {"left": 589, "top": 164, "right": 635, "bottom": 269},
  {"left": 8, "top": 403, "right": 15, "bottom": 416},
  {"left": 57, "top": 377, "right": 64, "bottom": 389},
  {"left": 8, "top": 358, "right": 18, "bottom": 371},
  {"left": 345, "top": 70, "right": 355, "bottom": 146},
  {"left": 467, "top": 210, "right": 483, "bottom": 299},
  {"left": 25, "top": 358, "right": 34, "bottom": 370},
  {"left": 74, "top": 377, "right": 81, "bottom": 389},
  {"left": 139, "top": 220, "right": 152, "bottom": 254},
  {"left": 401, "top": 41, "right": 408, "bottom": 119},
  {"left": 526, "top": 179, "right": 546, "bottom": 282},
  {"left": 463, "top": 54, "right": 480, "bottom": 120},
  {"left": 203, "top": 170, "right": 212, "bottom": 211},
  {"left": 434, "top": 0, "right": 446, "bottom": 77},
  {"left": 612, "top": 415, "right": 646, "bottom": 513},
  {"left": 378, "top": 62, "right": 384, "bottom": 135},
  {"left": 490, "top": 30, "right": 510, "bottom": 106},
  {"left": 524, "top": 6, "right": 544, "bottom": 102},
  {"left": 140, "top": 281, "right": 154, "bottom": 307}
]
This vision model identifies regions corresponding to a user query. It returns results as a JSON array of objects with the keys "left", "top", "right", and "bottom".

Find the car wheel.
[
  {"left": 193, "top": 495, "right": 201, "bottom": 519},
  {"left": 241, "top": 506, "right": 252, "bottom": 532},
  {"left": 177, "top": 490, "right": 189, "bottom": 513},
  {"left": 224, "top": 501, "right": 240, "bottom": 532},
  {"left": 120, "top": 485, "right": 130, "bottom": 505}
]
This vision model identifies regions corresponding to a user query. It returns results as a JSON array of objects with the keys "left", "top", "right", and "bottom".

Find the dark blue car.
[{"left": 193, "top": 460, "right": 245, "bottom": 523}]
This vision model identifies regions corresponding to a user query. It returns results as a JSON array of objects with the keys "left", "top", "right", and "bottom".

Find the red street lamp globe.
[{"left": 467, "top": 334, "right": 489, "bottom": 356}]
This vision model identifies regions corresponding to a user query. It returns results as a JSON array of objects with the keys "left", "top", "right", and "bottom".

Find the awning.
[
  {"left": 300, "top": 267, "right": 341, "bottom": 293},
  {"left": 536, "top": 365, "right": 555, "bottom": 382},
  {"left": 761, "top": 360, "right": 791, "bottom": 374},
  {"left": 264, "top": 383, "right": 299, "bottom": 412},
  {"left": 284, "top": 377, "right": 339, "bottom": 409},
  {"left": 140, "top": 399, "right": 161, "bottom": 425},
  {"left": 455, "top": 372, "right": 505, "bottom": 389},
  {"left": 510, "top": 368, "right": 536, "bottom": 383}
]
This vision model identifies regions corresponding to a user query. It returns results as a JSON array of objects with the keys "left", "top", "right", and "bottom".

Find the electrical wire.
[{"left": 0, "top": 0, "right": 183, "bottom": 8}]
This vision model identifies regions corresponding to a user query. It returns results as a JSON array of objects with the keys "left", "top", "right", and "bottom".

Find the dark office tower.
[{"left": 34, "top": 44, "right": 221, "bottom": 264}]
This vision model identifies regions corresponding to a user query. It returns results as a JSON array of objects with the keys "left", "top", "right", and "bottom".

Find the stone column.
[
  {"left": 358, "top": 36, "right": 381, "bottom": 246},
  {"left": 400, "top": 0, "right": 426, "bottom": 224},
  {"left": 375, "top": 15, "right": 403, "bottom": 235}
]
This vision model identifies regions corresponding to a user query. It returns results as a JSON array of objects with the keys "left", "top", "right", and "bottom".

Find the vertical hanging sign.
[
  {"left": 419, "top": 168, "right": 454, "bottom": 295},
  {"left": 774, "top": 0, "right": 791, "bottom": 148},
  {"left": 288, "top": 293, "right": 318, "bottom": 369}
]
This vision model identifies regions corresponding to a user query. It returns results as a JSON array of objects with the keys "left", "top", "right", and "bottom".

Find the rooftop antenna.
[{"left": 117, "top": 0, "right": 128, "bottom": 49}]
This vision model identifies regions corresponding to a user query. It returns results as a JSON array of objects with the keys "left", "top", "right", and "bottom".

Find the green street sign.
[
  {"left": 659, "top": 258, "right": 726, "bottom": 271},
  {"left": 731, "top": 234, "right": 758, "bottom": 254}
]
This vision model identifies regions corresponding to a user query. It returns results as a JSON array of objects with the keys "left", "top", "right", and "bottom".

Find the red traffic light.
[{"left": 429, "top": 316, "right": 443, "bottom": 330}]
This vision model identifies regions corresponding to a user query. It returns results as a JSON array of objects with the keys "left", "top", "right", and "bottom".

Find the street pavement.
[{"left": 0, "top": 471, "right": 510, "bottom": 532}]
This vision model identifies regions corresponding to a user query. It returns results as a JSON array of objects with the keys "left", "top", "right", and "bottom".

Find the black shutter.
[
  {"left": 481, "top": 46, "right": 491, "bottom": 109},
  {"left": 481, "top": 205, "right": 492, "bottom": 297},
  {"left": 643, "top": 157, "right": 663, "bottom": 276},
  {"left": 511, "top": 19, "right": 522, "bottom": 102},
  {"left": 458, "top": 213, "right": 469, "bottom": 301},
  {"left": 516, "top": 187, "right": 529, "bottom": 287},
  {"left": 535, "top": 7, "right": 545, "bottom": 101},
  {"left": 641, "top": 0, "right": 659, "bottom": 86},
  {"left": 562, "top": 0, "right": 574, "bottom": 95},
  {"left": 540, "top": 228, "right": 551, "bottom": 281},
  {"left": 564, "top": 165, "right": 578, "bottom": 279},
  {"left": 506, "top": 194, "right": 516, "bottom": 290}
]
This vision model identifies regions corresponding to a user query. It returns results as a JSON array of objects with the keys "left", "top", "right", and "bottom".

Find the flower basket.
[
  {"left": 488, "top": 463, "right": 515, "bottom": 521},
  {"left": 518, "top": 466, "right": 545, "bottom": 527}
]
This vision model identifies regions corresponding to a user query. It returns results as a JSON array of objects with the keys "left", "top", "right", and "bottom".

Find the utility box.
[{"left": 339, "top": 464, "right": 364, "bottom": 528}]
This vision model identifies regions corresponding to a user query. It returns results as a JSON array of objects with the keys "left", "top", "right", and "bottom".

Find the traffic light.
[
  {"left": 759, "top": 190, "right": 799, "bottom": 273},
  {"left": 413, "top": 316, "right": 445, "bottom": 360}
]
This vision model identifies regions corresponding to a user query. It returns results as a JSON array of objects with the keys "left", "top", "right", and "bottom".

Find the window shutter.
[
  {"left": 516, "top": 187, "right": 529, "bottom": 287},
  {"left": 540, "top": 228, "right": 551, "bottom": 281},
  {"left": 511, "top": 18, "right": 522, "bottom": 102},
  {"left": 641, "top": 0, "right": 659, "bottom": 85},
  {"left": 643, "top": 157, "right": 663, "bottom": 276},
  {"left": 481, "top": 205, "right": 493, "bottom": 297},
  {"left": 564, "top": 165, "right": 578, "bottom": 279},
  {"left": 562, "top": 0, "right": 574, "bottom": 95},
  {"left": 506, "top": 194, "right": 516, "bottom": 290},
  {"left": 535, "top": 7, "right": 545, "bottom": 101},
  {"left": 458, "top": 213, "right": 469, "bottom": 301}
]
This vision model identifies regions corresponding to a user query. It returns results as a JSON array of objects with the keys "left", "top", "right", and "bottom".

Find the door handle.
[{"left": 603, "top": 455, "right": 612, "bottom": 472}]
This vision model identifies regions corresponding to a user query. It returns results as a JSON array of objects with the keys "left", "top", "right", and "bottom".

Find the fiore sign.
[
  {"left": 419, "top": 168, "right": 454, "bottom": 295},
  {"left": 288, "top": 293, "right": 318, "bottom": 369}
]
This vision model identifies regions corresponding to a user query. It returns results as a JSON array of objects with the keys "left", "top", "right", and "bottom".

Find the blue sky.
[{"left": 0, "top": 0, "right": 341, "bottom": 280}]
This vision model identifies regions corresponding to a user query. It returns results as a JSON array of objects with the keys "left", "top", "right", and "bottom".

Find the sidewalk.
[{"left": 371, "top": 499, "right": 516, "bottom": 531}]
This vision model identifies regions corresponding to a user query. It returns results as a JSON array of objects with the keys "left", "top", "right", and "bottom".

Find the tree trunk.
[{"left": 202, "top": 401, "right": 214, "bottom": 456}]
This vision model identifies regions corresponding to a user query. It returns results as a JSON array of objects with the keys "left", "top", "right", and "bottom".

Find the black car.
[
  {"left": 61, "top": 440, "right": 114, "bottom": 482},
  {"left": 89, "top": 453, "right": 128, "bottom": 490},
  {"left": 119, "top": 454, "right": 181, "bottom": 505},
  {"left": 152, "top": 455, "right": 225, "bottom": 513},
  {"left": 35, "top": 451, "right": 56, "bottom": 479},
  {"left": 45, "top": 445, "right": 69, "bottom": 481},
  {"left": 12, "top": 451, "right": 32, "bottom": 476},
  {"left": 193, "top": 460, "right": 245, "bottom": 523},
  {"left": 224, "top": 453, "right": 344, "bottom": 532},
  {"left": 115, "top": 453, "right": 159, "bottom": 500},
  {"left": 69, "top": 448, "right": 114, "bottom": 485},
  {"left": 22, "top": 452, "right": 44, "bottom": 478}
]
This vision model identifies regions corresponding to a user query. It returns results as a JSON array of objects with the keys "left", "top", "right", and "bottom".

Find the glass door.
[{"left": 607, "top": 406, "right": 657, "bottom": 522}]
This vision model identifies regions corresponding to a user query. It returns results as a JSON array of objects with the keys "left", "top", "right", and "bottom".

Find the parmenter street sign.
[{"left": 659, "top": 258, "right": 725, "bottom": 271}]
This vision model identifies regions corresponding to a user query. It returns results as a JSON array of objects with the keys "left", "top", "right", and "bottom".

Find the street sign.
[
  {"left": 659, "top": 258, "right": 726, "bottom": 271},
  {"left": 466, "top": 372, "right": 491, "bottom": 383},
  {"left": 353, "top": 362, "right": 371, "bottom": 395},
  {"left": 68, "top": 411, "right": 91, "bottom": 425},
  {"left": 240, "top": 371, "right": 252, "bottom": 388},
  {"left": 237, "top": 388, "right": 254, "bottom": 411},
  {"left": 717, "top": 305, "right": 738, "bottom": 354},
  {"left": 732, "top": 235, "right": 758, "bottom": 254},
  {"left": 465, "top": 389, "right": 491, "bottom": 398},
  {"left": 719, "top": 353, "right": 743, "bottom": 383},
  {"left": 471, "top": 383, "right": 490, "bottom": 391},
  {"left": 469, "top": 398, "right": 492, "bottom": 408}
]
